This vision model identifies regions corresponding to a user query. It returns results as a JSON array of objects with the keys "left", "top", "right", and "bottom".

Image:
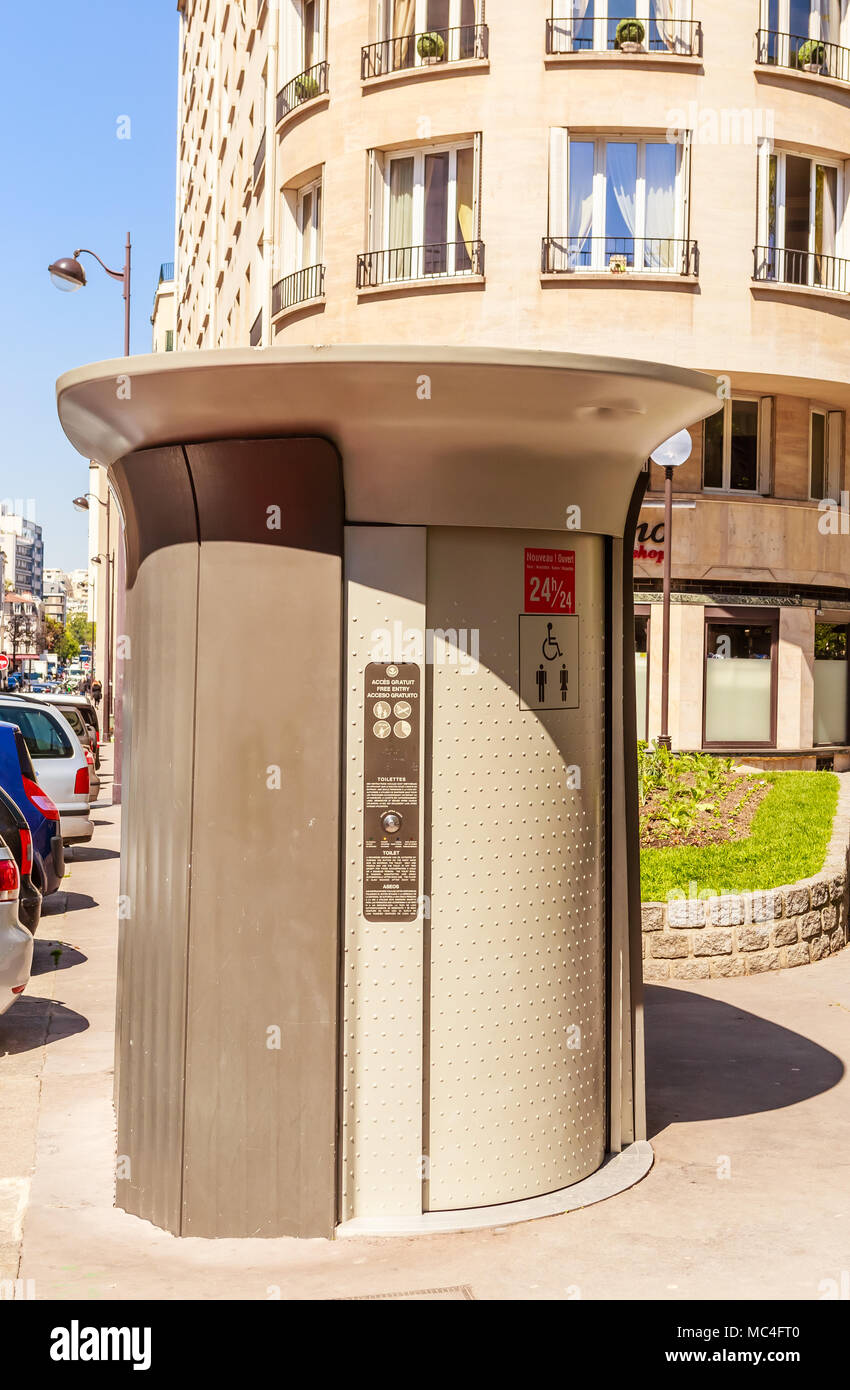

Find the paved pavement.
[{"left": 2, "top": 748, "right": 849, "bottom": 1299}]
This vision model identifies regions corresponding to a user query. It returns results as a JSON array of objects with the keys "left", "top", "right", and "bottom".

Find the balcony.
[
  {"left": 753, "top": 244, "right": 850, "bottom": 296},
  {"left": 361, "top": 24, "right": 489, "bottom": 81},
  {"left": 546, "top": 15, "right": 702, "bottom": 58},
  {"left": 756, "top": 29, "right": 850, "bottom": 86},
  {"left": 158, "top": 262, "right": 174, "bottom": 283},
  {"left": 542, "top": 236, "right": 699, "bottom": 278},
  {"left": 253, "top": 131, "right": 266, "bottom": 187},
  {"left": 276, "top": 61, "right": 329, "bottom": 123},
  {"left": 272, "top": 264, "right": 326, "bottom": 317},
  {"left": 249, "top": 310, "right": 263, "bottom": 347},
  {"left": 356, "top": 241, "right": 485, "bottom": 290}
]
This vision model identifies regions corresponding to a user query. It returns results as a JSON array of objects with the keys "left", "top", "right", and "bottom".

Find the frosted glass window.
[
  {"left": 814, "top": 624, "right": 848, "bottom": 745},
  {"left": 705, "top": 623, "right": 774, "bottom": 744}
]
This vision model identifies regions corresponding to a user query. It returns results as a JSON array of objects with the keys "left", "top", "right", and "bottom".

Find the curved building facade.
[{"left": 173, "top": 0, "right": 850, "bottom": 762}]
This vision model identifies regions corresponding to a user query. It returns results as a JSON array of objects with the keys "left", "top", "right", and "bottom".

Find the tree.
[
  {"left": 67, "top": 612, "right": 95, "bottom": 648},
  {"left": 5, "top": 610, "right": 41, "bottom": 672}
]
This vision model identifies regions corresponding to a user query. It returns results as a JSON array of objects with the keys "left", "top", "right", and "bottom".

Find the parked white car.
[
  {"left": 0, "top": 697, "right": 94, "bottom": 845},
  {"left": 0, "top": 842, "right": 31, "bottom": 1015}
]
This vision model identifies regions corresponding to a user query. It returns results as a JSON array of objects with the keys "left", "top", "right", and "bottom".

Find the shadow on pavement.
[
  {"left": 0, "top": 997, "right": 89, "bottom": 1055},
  {"left": 30, "top": 941, "right": 88, "bottom": 975},
  {"left": 65, "top": 846, "right": 118, "bottom": 863},
  {"left": 645, "top": 984, "right": 844, "bottom": 1137},
  {"left": 41, "top": 892, "right": 98, "bottom": 915}
]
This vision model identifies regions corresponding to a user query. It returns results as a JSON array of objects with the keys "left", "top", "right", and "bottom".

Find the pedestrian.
[{"left": 91, "top": 678, "right": 102, "bottom": 709}]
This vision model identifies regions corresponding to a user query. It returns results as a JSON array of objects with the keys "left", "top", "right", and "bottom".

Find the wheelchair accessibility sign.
[{"left": 519, "top": 614, "right": 580, "bottom": 711}]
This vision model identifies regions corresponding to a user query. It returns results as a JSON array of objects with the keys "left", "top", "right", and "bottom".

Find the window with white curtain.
[
  {"left": 757, "top": 145, "right": 848, "bottom": 291},
  {"left": 282, "top": 0, "right": 327, "bottom": 79},
  {"left": 548, "top": 133, "right": 688, "bottom": 273},
  {"left": 297, "top": 177, "right": 323, "bottom": 269},
  {"left": 758, "top": 1, "right": 850, "bottom": 77},
  {"left": 374, "top": 0, "right": 481, "bottom": 70},
  {"left": 549, "top": 1, "right": 698, "bottom": 55},
  {"left": 370, "top": 139, "right": 480, "bottom": 280}
]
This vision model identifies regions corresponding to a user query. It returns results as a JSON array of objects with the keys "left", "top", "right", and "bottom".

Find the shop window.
[
  {"left": 704, "top": 611, "right": 778, "bottom": 747},
  {"left": 635, "top": 610, "right": 650, "bottom": 740},
  {"left": 814, "top": 622, "right": 849, "bottom": 745},
  {"left": 702, "top": 399, "right": 759, "bottom": 493}
]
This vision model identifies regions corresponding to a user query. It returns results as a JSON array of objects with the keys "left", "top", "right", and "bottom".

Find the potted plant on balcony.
[
  {"left": 417, "top": 31, "right": 446, "bottom": 64},
  {"left": 797, "top": 38, "right": 827, "bottom": 74},
  {"left": 294, "top": 72, "right": 321, "bottom": 102},
  {"left": 615, "top": 18, "right": 646, "bottom": 52},
  {"left": 609, "top": 254, "right": 629, "bottom": 274}
]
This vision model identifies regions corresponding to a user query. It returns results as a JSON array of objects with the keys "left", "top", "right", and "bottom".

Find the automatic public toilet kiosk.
[{"left": 56, "top": 347, "right": 718, "bottom": 1238}]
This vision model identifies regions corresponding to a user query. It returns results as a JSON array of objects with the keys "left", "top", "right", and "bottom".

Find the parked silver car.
[
  {"left": 17, "top": 692, "right": 101, "bottom": 770},
  {"left": 0, "top": 841, "right": 31, "bottom": 1015},
  {"left": 0, "top": 697, "right": 94, "bottom": 845}
]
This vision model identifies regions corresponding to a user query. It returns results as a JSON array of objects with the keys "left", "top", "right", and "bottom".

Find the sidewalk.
[{"left": 4, "top": 754, "right": 849, "bottom": 1299}]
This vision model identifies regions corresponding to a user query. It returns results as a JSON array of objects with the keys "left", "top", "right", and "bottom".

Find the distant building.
[
  {"left": 2, "top": 591, "right": 43, "bottom": 669},
  {"left": 0, "top": 510, "right": 44, "bottom": 600},
  {"left": 151, "top": 261, "right": 176, "bottom": 352},
  {"left": 65, "top": 568, "right": 90, "bottom": 618},
  {"left": 42, "top": 568, "right": 70, "bottom": 627}
]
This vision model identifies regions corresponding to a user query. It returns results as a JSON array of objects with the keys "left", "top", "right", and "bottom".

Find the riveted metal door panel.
[{"left": 426, "top": 528, "right": 606, "bottom": 1211}]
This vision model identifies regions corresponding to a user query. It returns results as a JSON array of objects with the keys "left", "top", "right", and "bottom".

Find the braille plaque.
[{"left": 363, "top": 663, "right": 420, "bottom": 923}]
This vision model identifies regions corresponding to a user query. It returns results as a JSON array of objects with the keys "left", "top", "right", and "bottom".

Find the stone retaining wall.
[{"left": 642, "top": 773, "right": 850, "bottom": 981}]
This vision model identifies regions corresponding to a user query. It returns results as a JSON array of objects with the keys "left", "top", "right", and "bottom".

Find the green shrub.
[
  {"left": 615, "top": 18, "right": 646, "bottom": 47},
  {"left": 797, "top": 39, "right": 826, "bottom": 67},
  {"left": 417, "top": 31, "right": 446, "bottom": 59},
  {"left": 295, "top": 73, "right": 320, "bottom": 101}
]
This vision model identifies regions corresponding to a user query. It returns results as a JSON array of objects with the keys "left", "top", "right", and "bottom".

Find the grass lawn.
[{"left": 640, "top": 770, "right": 839, "bottom": 902}]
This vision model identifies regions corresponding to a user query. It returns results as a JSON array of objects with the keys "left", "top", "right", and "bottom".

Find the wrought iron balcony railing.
[
  {"left": 276, "top": 61, "right": 329, "bottom": 122},
  {"left": 546, "top": 16, "right": 702, "bottom": 56},
  {"left": 361, "top": 24, "right": 489, "bottom": 79},
  {"left": 253, "top": 131, "right": 266, "bottom": 186},
  {"left": 158, "top": 262, "right": 174, "bottom": 283},
  {"left": 756, "top": 29, "right": 850, "bottom": 84},
  {"left": 249, "top": 309, "right": 263, "bottom": 347},
  {"left": 272, "top": 264, "right": 326, "bottom": 316},
  {"left": 753, "top": 244, "right": 850, "bottom": 295},
  {"left": 357, "top": 240, "right": 485, "bottom": 288},
  {"left": 542, "top": 235, "right": 699, "bottom": 276}
]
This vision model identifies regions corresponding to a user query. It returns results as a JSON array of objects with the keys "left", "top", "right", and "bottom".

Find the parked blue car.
[{"left": 0, "top": 721, "right": 64, "bottom": 898}]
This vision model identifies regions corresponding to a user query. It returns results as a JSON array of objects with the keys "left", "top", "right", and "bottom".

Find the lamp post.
[
  {"left": 73, "top": 493, "right": 113, "bottom": 738},
  {"left": 48, "top": 233, "right": 132, "bottom": 356},
  {"left": 650, "top": 429, "right": 693, "bottom": 752}
]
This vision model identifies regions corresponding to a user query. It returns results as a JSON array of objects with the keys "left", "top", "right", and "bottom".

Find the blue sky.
[{"left": 0, "top": 2, "right": 177, "bottom": 571}]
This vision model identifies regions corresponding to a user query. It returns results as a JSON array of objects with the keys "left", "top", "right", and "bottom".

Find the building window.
[
  {"left": 274, "top": 174, "right": 326, "bottom": 315},
  {"left": 756, "top": 146, "right": 848, "bottom": 292},
  {"left": 702, "top": 399, "right": 760, "bottom": 493},
  {"left": 814, "top": 622, "right": 849, "bottom": 745},
  {"left": 165, "top": 329, "right": 174, "bottom": 352},
  {"left": 368, "top": 0, "right": 484, "bottom": 74},
  {"left": 548, "top": 1, "right": 700, "bottom": 55},
  {"left": 703, "top": 610, "right": 778, "bottom": 748},
  {"left": 297, "top": 177, "right": 323, "bottom": 268},
  {"left": 757, "top": 1, "right": 850, "bottom": 81},
  {"left": 359, "top": 137, "right": 483, "bottom": 285},
  {"left": 811, "top": 409, "right": 828, "bottom": 497},
  {"left": 545, "top": 132, "right": 694, "bottom": 274},
  {"left": 277, "top": 0, "right": 329, "bottom": 118}
]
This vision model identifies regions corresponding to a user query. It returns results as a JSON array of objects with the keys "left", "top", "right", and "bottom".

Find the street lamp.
[
  {"left": 650, "top": 429, "right": 693, "bottom": 752},
  {"left": 48, "top": 233, "right": 132, "bottom": 356}
]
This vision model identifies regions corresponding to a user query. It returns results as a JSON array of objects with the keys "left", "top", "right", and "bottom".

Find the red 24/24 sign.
[{"left": 524, "top": 549, "right": 575, "bottom": 614}]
